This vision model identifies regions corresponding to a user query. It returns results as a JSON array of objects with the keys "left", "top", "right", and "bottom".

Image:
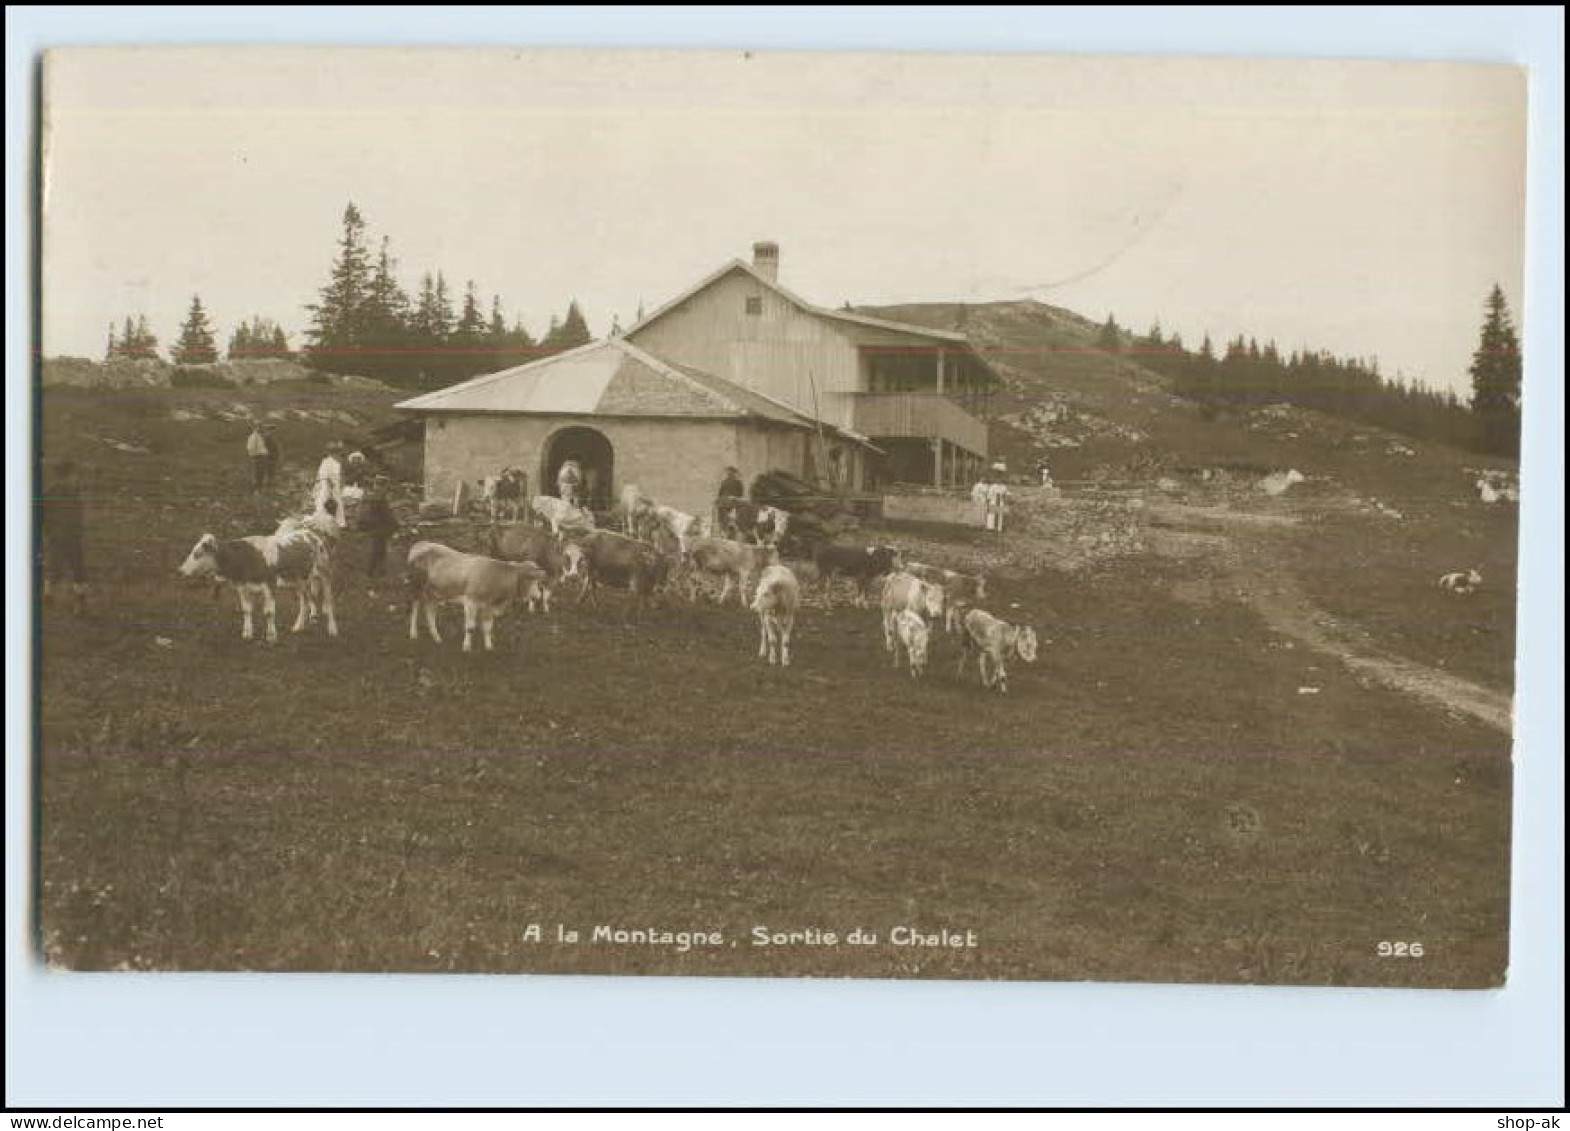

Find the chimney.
[{"left": 752, "top": 241, "right": 780, "bottom": 283}]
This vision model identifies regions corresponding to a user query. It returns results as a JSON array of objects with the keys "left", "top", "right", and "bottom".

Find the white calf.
[{"left": 751, "top": 564, "right": 801, "bottom": 666}]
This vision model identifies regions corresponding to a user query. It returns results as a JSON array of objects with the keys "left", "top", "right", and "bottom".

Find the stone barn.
[
  {"left": 396, "top": 337, "right": 873, "bottom": 519},
  {"left": 396, "top": 242, "right": 998, "bottom": 515}
]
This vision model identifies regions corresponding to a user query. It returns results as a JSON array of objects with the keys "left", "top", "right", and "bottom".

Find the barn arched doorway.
[{"left": 542, "top": 425, "right": 615, "bottom": 512}]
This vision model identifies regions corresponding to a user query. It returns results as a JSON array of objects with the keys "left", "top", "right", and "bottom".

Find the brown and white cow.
[
  {"left": 754, "top": 505, "right": 791, "bottom": 547},
  {"left": 620, "top": 484, "right": 657, "bottom": 538},
  {"left": 563, "top": 529, "right": 670, "bottom": 612},
  {"left": 651, "top": 504, "right": 705, "bottom": 556},
  {"left": 750, "top": 564, "right": 801, "bottom": 666},
  {"left": 486, "top": 523, "right": 584, "bottom": 613},
  {"left": 178, "top": 524, "right": 337, "bottom": 643},
  {"left": 531, "top": 494, "right": 596, "bottom": 537},
  {"left": 488, "top": 467, "right": 529, "bottom": 522},
  {"left": 906, "top": 560, "right": 988, "bottom": 633},
  {"left": 957, "top": 608, "right": 1039, "bottom": 694},
  {"left": 685, "top": 536, "right": 779, "bottom": 606},
  {"left": 406, "top": 541, "right": 546, "bottom": 652},
  {"left": 880, "top": 572, "right": 946, "bottom": 662}
]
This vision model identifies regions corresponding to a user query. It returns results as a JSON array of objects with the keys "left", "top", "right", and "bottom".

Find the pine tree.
[
  {"left": 1097, "top": 314, "right": 1121, "bottom": 352},
  {"left": 172, "top": 294, "right": 220, "bottom": 364},
  {"left": 304, "top": 202, "right": 375, "bottom": 374},
  {"left": 111, "top": 314, "right": 160, "bottom": 361},
  {"left": 488, "top": 296, "right": 507, "bottom": 341},
  {"left": 1468, "top": 284, "right": 1523, "bottom": 456},
  {"left": 105, "top": 322, "right": 117, "bottom": 361},
  {"left": 454, "top": 280, "right": 486, "bottom": 344},
  {"left": 558, "top": 300, "right": 591, "bottom": 350},
  {"left": 229, "top": 317, "right": 291, "bottom": 360}
]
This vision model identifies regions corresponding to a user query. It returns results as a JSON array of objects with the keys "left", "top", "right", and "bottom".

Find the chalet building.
[{"left": 396, "top": 243, "right": 997, "bottom": 518}]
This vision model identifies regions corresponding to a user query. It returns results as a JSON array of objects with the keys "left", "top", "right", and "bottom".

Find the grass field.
[{"left": 34, "top": 380, "right": 1516, "bottom": 987}]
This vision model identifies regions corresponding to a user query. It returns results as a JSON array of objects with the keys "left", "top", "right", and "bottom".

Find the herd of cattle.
[{"left": 176, "top": 486, "right": 1040, "bottom": 693}]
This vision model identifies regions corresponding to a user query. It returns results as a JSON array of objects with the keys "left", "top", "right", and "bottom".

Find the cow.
[
  {"left": 1438, "top": 568, "right": 1483, "bottom": 594},
  {"left": 890, "top": 608, "right": 932, "bottom": 679},
  {"left": 531, "top": 494, "right": 596, "bottom": 537},
  {"left": 652, "top": 504, "right": 704, "bottom": 555},
  {"left": 718, "top": 498, "right": 758, "bottom": 542},
  {"left": 906, "top": 561, "right": 988, "bottom": 633},
  {"left": 750, "top": 564, "right": 801, "bottom": 666},
  {"left": 564, "top": 529, "right": 670, "bottom": 612},
  {"left": 620, "top": 484, "right": 656, "bottom": 538},
  {"left": 958, "top": 608, "right": 1039, "bottom": 694},
  {"left": 178, "top": 524, "right": 337, "bottom": 643},
  {"left": 486, "top": 523, "right": 584, "bottom": 613},
  {"left": 754, "top": 505, "right": 791, "bottom": 546},
  {"left": 813, "top": 543, "right": 903, "bottom": 605},
  {"left": 880, "top": 572, "right": 946, "bottom": 662},
  {"left": 405, "top": 541, "right": 546, "bottom": 651},
  {"left": 685, "top": 536, "right": 779, "bottom": 606},
  {"left": 488, "top": 467, "right": 529, "bottom": 522}
]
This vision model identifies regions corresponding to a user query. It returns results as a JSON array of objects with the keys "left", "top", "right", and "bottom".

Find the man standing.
[
  {"left": 360, "top": 474, "right": 400, "bottom": 578},
  {"left": 246, "top": 423, "right": 270, "bottom": 491},
  {"left": 716, "top": 465, "right": 745, "bottom": 533},
  {"left": 40, "top": 460, "right": 88, "bottom": 611},
  {"left": 261, "top": 425, "right": 280, "bottom": 486}
]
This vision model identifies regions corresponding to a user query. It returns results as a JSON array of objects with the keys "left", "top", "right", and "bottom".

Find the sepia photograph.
[{"left": 32, "top": 42, "right": 1530, "bottom": 998}]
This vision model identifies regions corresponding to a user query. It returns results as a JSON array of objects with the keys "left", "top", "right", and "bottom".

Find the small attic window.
[{"left": 745, "top": 296, "right": 763, "bottom": 316}]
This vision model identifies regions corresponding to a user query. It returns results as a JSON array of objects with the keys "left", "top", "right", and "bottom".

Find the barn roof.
[
  {"left": 622, "top": 258, "right": 975, "bottom": 346},
  {"left": 393, "top": 338, "right": 871, "bottom": 445}
]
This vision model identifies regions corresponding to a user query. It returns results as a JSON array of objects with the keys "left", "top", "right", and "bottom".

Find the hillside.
[
  {"left": 858, "top": 299, "right": 1518, "bottom": 511},
  {"left": 41, "top": 355, "right": 392, "bottom": 392}
]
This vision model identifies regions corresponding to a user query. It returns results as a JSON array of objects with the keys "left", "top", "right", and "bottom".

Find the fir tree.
[
  {"left": 1097, "top": 314, "right": 1121, "bottom": 352},
  {"left": 1468, "top": 284, "right": 1523, "bottom": 457},
  {"left": 304, "top": 202, "right": 375, "bottom": 374},
  {"left": 171, "top": 294, "right": 219, "bottom": 364}
]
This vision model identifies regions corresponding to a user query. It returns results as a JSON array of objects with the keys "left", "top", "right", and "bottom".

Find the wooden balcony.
[{"left": 849, "top": 391, "right": 988, "bottom": 456}]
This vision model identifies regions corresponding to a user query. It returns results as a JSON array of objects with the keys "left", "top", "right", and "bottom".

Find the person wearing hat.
[
  {"left": 314, "top": 440, "right": 346, "bottom": 529},
  {"left": 715, "top": 465, "right": 746, "bottom": 535}
]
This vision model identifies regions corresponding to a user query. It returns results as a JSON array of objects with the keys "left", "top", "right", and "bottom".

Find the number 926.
[{"left": 1376, "top": 941, "right": 1425, "bottom": 958}]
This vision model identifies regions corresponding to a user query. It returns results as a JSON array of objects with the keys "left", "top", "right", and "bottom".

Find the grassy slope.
[{"left": 34, "top": 376, "right": 1513, "bottom": 986}]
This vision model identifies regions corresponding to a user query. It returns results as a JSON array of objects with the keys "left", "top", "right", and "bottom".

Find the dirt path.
[{"left": 1146, "top": 522, "right": 1515, "bottom": 735}]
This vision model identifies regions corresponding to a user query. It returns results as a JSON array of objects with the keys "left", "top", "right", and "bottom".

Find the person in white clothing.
[
  {"left": 985, "top": 479, "right": 1011, "bottom": 533},
  {"left": 314, "top": 441, "right": 346, "bottom": 529}
]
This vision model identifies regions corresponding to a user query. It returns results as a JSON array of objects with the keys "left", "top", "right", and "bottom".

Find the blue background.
[{"left": 7, "top": 6, "right": 1563, "bottom": 1108}]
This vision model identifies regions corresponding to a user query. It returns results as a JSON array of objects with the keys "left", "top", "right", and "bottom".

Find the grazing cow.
[
  {"left": 652, "top": 505, "right": 703, "bottom": 555},
  {"left": 531, "top": 494, "right": 596, "bottom": 536},
  {"left": 751, "top": 564, "right": 801, "bottom": 666},
  {"left": 958, "top": 608, "right": 1039, "bottom": 694},
  {"left": 891, "top": 609, "right": 932, "bottom": 679},
  {"left": 620, "top": 484, "right": 656, "bottom": 537},
  {"left": 178, "top": 524, "right": 337, "bottom": 643},
  {"left": 814, "top": 543, "right": 903, "bottom": 605},
  {"left": 565, "top": 529, "right": 670, "bottom": 611},
  {"left": 905, "top": 561, "right": 988, "bottom": 632},
  {"left": 685, "top": 536, "right": 779, "bottom": 606},
  {"left": 486, "top": 523, "right": 583, "bottom": 613},
  {"left": 406, "top": 541, "right": 546, "bottom": 651},
  {"left": 1438, "top": 568, "right": 1483, "bottom": 595},
  {"left": 880, "top": 572, "right": 946, "bottom": 661},
  {"left": 488, "top": 468, "right": 528, "bottom": 522}
]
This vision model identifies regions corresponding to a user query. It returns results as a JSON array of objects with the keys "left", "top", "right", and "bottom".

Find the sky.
[{"left": 41, "top": 46, "right": 1526, "bottom": 397}]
